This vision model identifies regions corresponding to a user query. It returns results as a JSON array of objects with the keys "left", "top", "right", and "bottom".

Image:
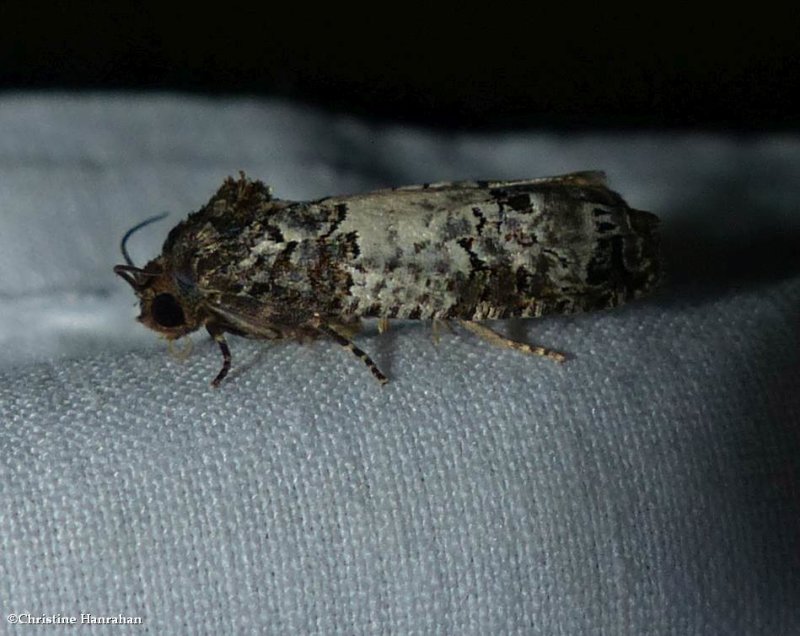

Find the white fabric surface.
[{"left": 1, "top": 94, "right": 799, "bottom": 634}]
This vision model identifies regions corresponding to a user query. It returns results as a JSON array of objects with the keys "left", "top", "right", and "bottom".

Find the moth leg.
[
  {"left": 206, "top": 326, "right": 232, "bottom": 387},
  {"left": 167, "top": 335, "right": 194, "bottom": 361},
  {"left": 457, "top": 320, "right": 566, "bottom": 363},
  {"left": 378, "top": 318, "right": 390, "bottom": 334},
  {"left": 330, "top": 318, "right": 363, "bottom": 340},
  {"left": 431, "top": 319, "right": 454, "bottom": 346},
  {"left": 311, "top": 317, "right": 388, "bottom": 385}
]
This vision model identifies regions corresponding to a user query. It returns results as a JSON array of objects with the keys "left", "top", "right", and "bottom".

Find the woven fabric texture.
[{"left": 1, "top": 95, "right": 799, "bottom": 634}]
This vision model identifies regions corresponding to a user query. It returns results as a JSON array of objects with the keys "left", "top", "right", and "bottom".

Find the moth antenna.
[{"left": 120, "top": 213, "right": 168, "bottom": 267}]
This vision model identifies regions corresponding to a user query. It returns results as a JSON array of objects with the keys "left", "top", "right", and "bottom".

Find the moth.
[{"left": 114, "top": 172, "right": 660, "bottom": 386}]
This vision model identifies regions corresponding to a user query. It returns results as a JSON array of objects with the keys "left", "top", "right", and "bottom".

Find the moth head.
[
  {"left": 116, "top": 261, "right": 205, "bottom": 339},
  {"left": 114, "top": 214, "right": 203, "bottom": 339}
]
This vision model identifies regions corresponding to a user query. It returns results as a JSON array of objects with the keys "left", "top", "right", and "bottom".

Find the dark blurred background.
[{"left": 2, "top": 6, "right": 798, "bottom": 130}]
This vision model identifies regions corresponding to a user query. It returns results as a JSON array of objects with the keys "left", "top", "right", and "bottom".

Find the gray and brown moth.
[{"left": 114, "top": 171, "right": 660, "bottom": 386}]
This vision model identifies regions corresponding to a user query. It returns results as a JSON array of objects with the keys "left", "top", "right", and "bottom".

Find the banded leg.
[
  {"left": 457, "top": 320, "right": 566, "bottom": 363},
  {"left": 313, "top": 319, "right": 388, "bottom": 385},
  {"left": 206, "top": 326, "right": 232, "bottom": 387},
  {"left": 331, "top": 318, "right": 363, "bottom": 340},
  {"left": 431, "top": 319, "right": 454, "bottom": 346}
]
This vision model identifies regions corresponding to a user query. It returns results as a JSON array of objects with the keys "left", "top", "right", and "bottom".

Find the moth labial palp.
[{"left": 114, "top": 170, "right": 660, "bottom": 386}]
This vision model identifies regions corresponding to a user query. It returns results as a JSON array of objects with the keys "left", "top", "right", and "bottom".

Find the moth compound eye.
[{"left": 151, "top": 293, "right": 185, "bottom": 328}]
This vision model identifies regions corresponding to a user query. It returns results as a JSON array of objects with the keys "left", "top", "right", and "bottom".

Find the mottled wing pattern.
[
  {"left": 307, "top": 173, "right": 657, "bottom": 320},
  {"left": 162, "top": 172, "right": 659, "bottom": 325}
]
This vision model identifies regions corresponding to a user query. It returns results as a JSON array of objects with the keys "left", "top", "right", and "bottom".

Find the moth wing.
[
  {"left": 484, "top": 170, "right": 608, "bottom": 189},
  {"left": 317, "top": 171, "right": 608, "bottom": 204}
]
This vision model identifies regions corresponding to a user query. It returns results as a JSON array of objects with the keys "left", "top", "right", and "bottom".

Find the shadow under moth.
[{"left": 114, "top": 172, "right": 660, "bottom": 386}]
